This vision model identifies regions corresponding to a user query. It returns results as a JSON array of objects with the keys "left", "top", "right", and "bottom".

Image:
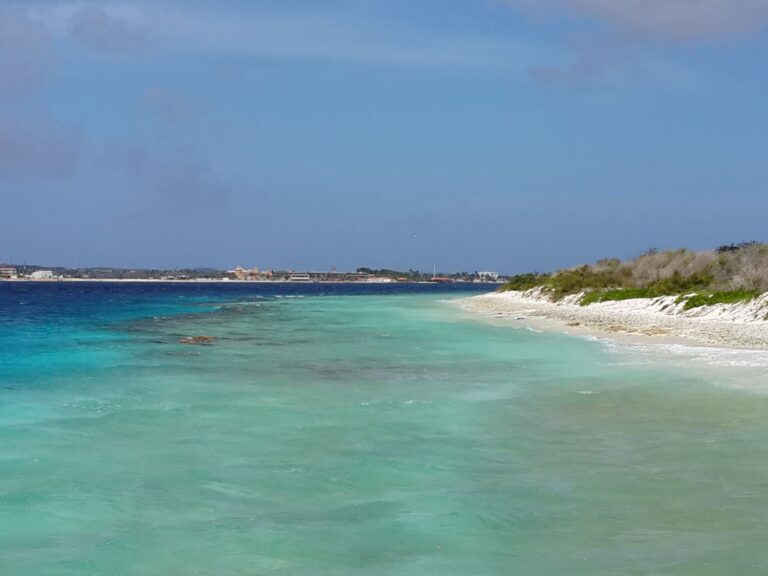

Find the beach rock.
[
  {"left": 461, "top": 290, "right": 768, "bottom": 349},
  {"left": 179, "top": 336, "right": 217, "bottom": 345}
]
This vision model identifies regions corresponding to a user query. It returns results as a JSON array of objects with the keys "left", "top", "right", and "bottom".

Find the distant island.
[
  {"left": 465, "top": 242, "right": 768, "bottom": 349},
  {"left": 0, "top": 264, "right": 505, "bottom": 284}
]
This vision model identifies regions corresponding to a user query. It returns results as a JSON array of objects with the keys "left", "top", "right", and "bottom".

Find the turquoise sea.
[{"left": 2, "top": 282, "right": 768, "bottom": 575}]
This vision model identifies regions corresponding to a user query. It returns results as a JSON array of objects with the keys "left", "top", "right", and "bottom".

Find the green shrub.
[
  {"left": 499, "top": 273, "right": 550, "bottom": 292},
  {"left": 681, "top": 294, "right": 709, "bottom": 309},
  {"left": 497, "top": 247, "right": 768, "bottom": 299},
  {"left": 548, "top": 265, "right": 633, "bottom": 299},
  {"left": 580, "top": 288, "right": 655, "bottom": 306},
  {"left": 649, "top": 270, "right": 714, "bottom": 295},
  {"left": 682, "top": 290, "right": 759, "bottom": 310}
]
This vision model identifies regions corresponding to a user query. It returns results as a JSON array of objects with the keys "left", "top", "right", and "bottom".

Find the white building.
[
  {"left": 0, "top": 267, "right": 17, "bottom": 279},
  {"left": 478, "top": 271, "right": 499, "bottom": 282},
  {"left": 30, "top": 270, "right": 54, "bottom": 280}
]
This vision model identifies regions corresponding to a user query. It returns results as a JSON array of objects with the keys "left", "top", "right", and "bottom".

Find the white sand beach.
[{"left": 461, "top": 289, "right": 768, "bottom": 350}]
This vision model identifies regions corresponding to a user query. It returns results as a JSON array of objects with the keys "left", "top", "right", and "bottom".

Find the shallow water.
[{"left": 2, "top": 283, "right": 768, "bottom": 575}]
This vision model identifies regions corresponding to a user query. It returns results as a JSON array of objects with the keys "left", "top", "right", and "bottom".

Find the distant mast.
[{"left": 431, "top": 263, "right": 452, "bottom": 284}]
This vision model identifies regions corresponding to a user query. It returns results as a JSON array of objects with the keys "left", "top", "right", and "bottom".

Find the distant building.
[
  {"left": 228, "top": 266, "right": 248, "bottom": 280},
  {"left": 30, "top": 270, "right": 54, "bottom": 280},
  {"left": 478, "top": 271, "right": 499, "bottom": 282},
  {"left": 227, "top": 266, "right": 264, "bottom": 280},
  {"left": 0, "top": 267, "right": 17, "bottom": 279}
]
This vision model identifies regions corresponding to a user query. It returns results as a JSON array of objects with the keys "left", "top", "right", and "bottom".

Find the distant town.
[{"left": 0, "top": 264, "right": 506, "bottom": 284}]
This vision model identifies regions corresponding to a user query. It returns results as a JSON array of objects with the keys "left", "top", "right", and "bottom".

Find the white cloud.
[
  {"left": 68, "top": 5, "right": 149, "bottom": 52},
  {"left": 0, "top": 117, "right": 79, "bottom": 178},
  {"left": 0, "top": 9, "right": 79, "bottom": 179},
  {"left": 20, "top": 1, "right": 543, "bottom": 72},
  {"left": 0, "top": 8, "right": 54, "bottom": 98},
  {"left": 155, "top": 7, "right": 528, "bottom": 71},
  {"left": 506, "top": 0, "right": 768, "bottom": 40}
]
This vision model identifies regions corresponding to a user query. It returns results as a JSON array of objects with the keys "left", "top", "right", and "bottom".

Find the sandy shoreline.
[{"left": 460, "top": 289, "right": 768, "bottom": 351}]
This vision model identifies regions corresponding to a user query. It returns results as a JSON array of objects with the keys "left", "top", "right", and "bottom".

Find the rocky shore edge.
[{"left": 461, "top": 289, "right": 768, "bottom": 350}]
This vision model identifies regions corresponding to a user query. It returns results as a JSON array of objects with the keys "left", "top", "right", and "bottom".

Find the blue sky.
[{"left": 1, "top": 1, "right": 767, "bottom": 273}]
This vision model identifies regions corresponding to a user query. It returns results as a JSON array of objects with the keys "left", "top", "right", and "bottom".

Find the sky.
[{"left": 1, "top": 0, "right": 767, "bottom": 273}]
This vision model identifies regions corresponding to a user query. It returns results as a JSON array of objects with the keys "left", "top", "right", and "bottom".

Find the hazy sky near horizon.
[{"left": 1, "top": 1, "right": 767, "bottom": 273}]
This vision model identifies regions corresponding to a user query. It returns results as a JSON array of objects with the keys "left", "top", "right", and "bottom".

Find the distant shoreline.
[
  {"left": 460, "top": 289, "right": 768, "bottom": 351},
  {"left": 0, "top": 278, "right": 494, "bottom": 285}
]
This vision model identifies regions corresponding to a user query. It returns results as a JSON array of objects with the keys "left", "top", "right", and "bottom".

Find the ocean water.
[{"left": 2, "top": 282, "right": 768, "bottom": 575}]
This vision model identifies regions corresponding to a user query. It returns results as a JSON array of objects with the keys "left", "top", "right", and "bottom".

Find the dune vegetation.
[{"left": 501, "top": 242, "right": 768, "bottom": 307}]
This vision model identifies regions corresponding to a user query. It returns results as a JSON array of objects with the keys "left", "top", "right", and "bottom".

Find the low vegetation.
[
  {"left": 498, "top": 272, "right": 551, "bottom": 291},
  {"left": 678, "top": 290, "right": 760, "bottom": 310},
  {"left": 579, "top": 288, "right": 657, "bottom": 306},
  {"left": 500, "top": 243, "right": 768, "bottom": 307}
]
